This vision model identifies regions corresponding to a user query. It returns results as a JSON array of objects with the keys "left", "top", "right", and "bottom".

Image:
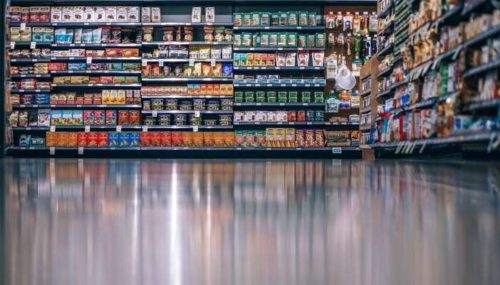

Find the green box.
[
  {"left": 287, "top": 32, "right": 297, "bottom": 47},
  {"left": 256, "top": 91, "right": 266, "bottom": 103},
  {"left": 288, "top": 91, "right": 298, "bottom": 103},
  {"left": 245, "top": 91, "right": 255, "bottom": 103},
  {"left": 301, "top": 91, "right": 311, "bottom": 103},
  {"left": 278, "top": 91, "right": 287, "bottom": 103},
  {"left": 267, "top": 91, "right": 277, "bottom": 103},
  {"left": 234, "top": 91, "right": 244, "bottom": 103},
  {"left": 314, "top": 91, "right": 324, "bottom": 103}
]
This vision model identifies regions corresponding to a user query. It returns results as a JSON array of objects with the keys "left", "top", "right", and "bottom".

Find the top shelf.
[
  {"left": 234, "top": 26, "right": 324, "bottom": 31},
  {"left": 9, "top": 22, "right": 233, "bottom": 27}
]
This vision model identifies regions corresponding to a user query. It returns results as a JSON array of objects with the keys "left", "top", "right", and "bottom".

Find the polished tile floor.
[{"left": 1, "top": 158, "right": 499, "bottom": 285}]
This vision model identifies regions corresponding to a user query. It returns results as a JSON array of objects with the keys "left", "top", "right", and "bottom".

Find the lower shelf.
[{"left": 6, "top": 146, "right": 361, "bottom": 158}]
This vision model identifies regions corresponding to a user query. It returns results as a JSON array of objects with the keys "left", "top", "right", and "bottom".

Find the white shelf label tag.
[
  {"left": 142, "top": 60, "right": 148, "bottom": 67},
  {"left": 78, "top": 147, "right": 84, "bottom": 155},
  {"left": 152, "top": 111, "right": 158, "bottom": 117},
  {"left": 50, "top": 126, "right": 56, "bottom": 132},
  {"left": 116, "top": 125, "right": 122, "bottom": 133},
  {"left": 86, "top": 57, "right": 92, "bottom": 64},
  {"left": 159, "top": 60, "right": 164, "bottom": 67},
  {"left": 194, "top": 110, "right": 201, "bottom": 118},
  {"left": 49, "top": 147, "right": 55, "bottom": 155},
  {"left": 193, "top": 126, "right": 199, "bottom": 132},
  {"left": 332, "top": 147, "right": 342, "bottom": 154},
  {"left": 20, "top": 23, "right": 27, "bottom": 30},
  {"left": 189, "top": 59, "right": 195, "bottom": 66},
  {"left": 210, "top": 58, "right": 216, "bottom": 66},
  {"left": 30, "top": 42, "right": 36, "bottom": 49},
  {"left": 10, "top": 42, "right": 15, "bottom": 49},
  {"left": 142, "top": 126, "right": 148, "bottom": 132}
]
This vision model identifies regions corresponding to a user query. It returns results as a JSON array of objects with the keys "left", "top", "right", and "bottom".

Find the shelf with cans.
[{"left": 368, "top": 0, "right": 500, "bottom": 155}]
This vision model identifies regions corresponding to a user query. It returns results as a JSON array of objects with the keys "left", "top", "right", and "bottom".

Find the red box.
[
  {"left": 160, "top": 132, "right": 172, "bottom": 147},
  {"left": 171, "top": 132, "right": 183, "bottom": 146},
  {"left": 97, "top": 132, "right": 108, "bottom": 147},
  {"left": 118, "top": 111, "right": 129, "bottom": 125},
  {"left": 150, "top": 132, "right": 162, "bottom": 147},
  {"left": 128, "top": 111, "right": 141, "bottom": 125},
  {"left": 86, "top": 132, "right": 98, "bottom": 147},
  {"left": 140, "top": 132, "right": 150, "bottom": 147},
  {"left": 77, "top": 132, "right": 87, "bottom": 147}
]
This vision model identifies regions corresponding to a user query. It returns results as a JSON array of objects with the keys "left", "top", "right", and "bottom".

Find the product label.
[{"left": 78, "top": 147, "right": 84, "bottom": 155}]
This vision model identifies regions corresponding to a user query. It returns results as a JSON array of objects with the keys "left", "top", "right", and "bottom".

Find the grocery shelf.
[
  {"left": 141, "top": 95, "right": 233, "bottom": 99},
  {"left": 234, "top": 26, "right": 324, "bottom": 31},
  {"left": 376, "top": 89, "right": 393, "bottom": 98},
  {"left": 234, "top": 66, "right": 324, "bottom": 71},
  {"left": 10, "top": 74, "right": 51, "bottom": 79},
  {"left": 50, "top": 70, "right": 141, "bottom": 75},
  {"left": 463, "top": 25, "right": 500, "bottom": 48},
  {"left": 8, "top": 41, "right": 52, "bottom": 48},
  {"left": 359, "top": 89, "right": 371, "bottom": 96},
  {"left": 12, "top": 126, "right": 142, "bottom": 131},
  {"left": 234, "top": 82, "right": 325, "bottom": 87},
  {"left": 391, "top": 79, "right": 408, "bottom": 90},
  {"left": 463, "top": 98, "right": 500, "bottom": 112},
  {"left": 142, "top": 41, "right": 232, "bottom": 46},
  {"left": 10, "top": 58, "right": 50, "bottom": 63},
  {"left": 10, "top": 89, "right": 50, "bottom": 93},
  {"left": 51, "top": 43, "right": 142, "bottom": 48},
  {"left": 143, "top": 58, "right": 233, "bottom": 63},
  {"left": 438, "top": 3, "right": 463, "bottom": 25},
  {"left": 12, "top": 104, "right": 142, "bottom": 109},
  {"left": 377, "top": 44, "right": 393, "bottom": 57},
  {"left": 233, "top": 47, "right": 324, "bottom": 52},
  {"left": 10, "top": 22, "right": 142, "bottom": 27},
  {"left": 141, "top": 110, "right": 233, "bottom": 114},
  {"left": 142, "top": 78, "right": 232, "bottom": 82},
  {"left": 463, "top": 58, "right": 500, "bottom": 78},
  {"left": 234, "top": 121, "right": 359, "bottom": 127},
  {"left": 438, "top": 44, "right": 463, "bottom": 61},
  {"left": 6, "top": 146, "right": 361, "bottom": 158},
  {"left": 377, "top": 67, "right": 393, "bottom": 78},
  {"left": 51, "top": 83, "right": 141, "bottom": 88},
  {"left": 142, "top": 22, "right": 233, "bottom": 26},
  {"left": 50, "top": 56, "right": 142, "bottom": 61},
  {"left": 234, "top": 102, "right": 324, "bottom": 107},
  {"left": 144, "top": 125, "right": 233, "bottom": 130}
]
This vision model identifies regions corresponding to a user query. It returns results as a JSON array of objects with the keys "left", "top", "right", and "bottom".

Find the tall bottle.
[
  {"left": 353, "top": 33, "right": 361, "bottom": 58},
  {"left": 371, "top": 34, "right": 378, "bottom": 55},
  {"left": 365, "top": 35, "right": 372, "bottom": 60}
]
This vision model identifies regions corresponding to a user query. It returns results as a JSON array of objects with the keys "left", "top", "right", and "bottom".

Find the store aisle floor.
[{"left": 1, "top": 158, "right": 499, "bottom": 285}]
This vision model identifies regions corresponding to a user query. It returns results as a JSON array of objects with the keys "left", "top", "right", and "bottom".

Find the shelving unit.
[
  {"left": 365, "top": 0, "right": 500, "bottom": 157},
  {"left": 2, "top": 0, "right": 388, "bottom": 158}
]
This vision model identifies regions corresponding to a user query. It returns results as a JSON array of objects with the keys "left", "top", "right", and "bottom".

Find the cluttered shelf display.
[
  {"left": 363, "top": 0, "right": 500, "bottom": 149},
  {"left": 5, "top": 3, "right": 378, "bottom": 154}
]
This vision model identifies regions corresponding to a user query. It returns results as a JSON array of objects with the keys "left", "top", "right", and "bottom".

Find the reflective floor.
[{"left": 1, "top": 158, "right": 500, "bottom": 285}]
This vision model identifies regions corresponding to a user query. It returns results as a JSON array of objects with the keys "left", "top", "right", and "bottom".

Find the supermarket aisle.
[{"left": 1, "top": 158, "right": 500, "bottom": 285}]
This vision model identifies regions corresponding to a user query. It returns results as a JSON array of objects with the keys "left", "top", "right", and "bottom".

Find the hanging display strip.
[
  {"left": 4, "top": 2, "right": 386, "bottom": 158},
  {"left": 366, "top": 0, "right": 500, "bottom": 157}
]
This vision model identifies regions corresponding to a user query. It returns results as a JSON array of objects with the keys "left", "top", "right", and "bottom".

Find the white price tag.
[
  {"left": 332, "top": 147, "right": 342, "bottom": 154},
  {"left": 159, "top": 60, "right": 164, "bottom": 67},
  {"left": 78, "top": 147, "right": 84, "bottom": 155},
  {"left": 49, "top": 147, "right": 55, "bottom": 155},
  {"left": 10, "top": 42, "right": 15, "bottom": 49},
  {"left": 116, "top": 125, "right": 122, "bottom": 133},
  {"left": 142, "top": 60, "right": 148, "bottom": 67},
  {"left": 189, "top": 59, "right": 195, "bottom": 66},
  {"left": 142, "top": 126, "right": 148, "bottom": 132},
  {"left": 50, "top": 126, "right": 56, "bottom": 132},
  {"left": 299, "top": 66, "right": 305, "bottom": 70},
  {"left": 210, "top": 58, "right": 216, "bottom": 66},
  {"left": 86, "top": 57, "right": 92, "bottom": 64},
  {"left": 193, "top": 125, "right": 199, "bottom": 132},
  {"left": 30, "top": 42, "right": 36, "bottom": 49},
  {"left": 306, "top": 122, "right": 312, "bottom": 125},
  {"left": 152, "top": 111, "right": 158, "bottom": 117},
  {"left": 85, "top": 125, "right": 90, "bottom": 132},
  {"left": 20, "top": 22, "right": 27, "bottom": 30},
  {"left": 194, "top": 110, "right": 201, "bottom": 118}
]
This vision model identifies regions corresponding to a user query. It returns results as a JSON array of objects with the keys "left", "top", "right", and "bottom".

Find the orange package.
[
  {"left": 182, "top": 132, "right": 193, "bottom": 147},
  {"left": 56, "top": 132, "right": 69, "bottom": 147},
  {"left": 46, "top": 131, "right": 57, "bottom": 147},
  {"left": 223, "top": 132, "right": 234, "bottom": 147},
  {"left": 150, "top": 132, "right": 162, "bottom": 147},
  {"left": 160, "top": 132, "right": 172, "bottom": 147},
  {"left": 203, "top": 132, "right": 214, "bottom": 147},
  {"left": 206, "top": 84, "right": 214, "bottom": 95},
  {"left": 192, "top": 132, "right": 204, "bottom": 147},
  {"left": 67, "top": 132, "right": 78, "bottom": 147},
  {"left": 213, "top": 132, "right": 224, "bottom": 147},
  {"left": 171, "top": 132, "right": 183, "bottom": 146}
]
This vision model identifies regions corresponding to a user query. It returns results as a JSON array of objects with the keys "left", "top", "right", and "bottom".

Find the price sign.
[
  {"left": 332, "top": 147, "right": 342, "bottom": 154},
  {"left": 85, "top": 125, "right": 90, "bottom": 132},
  {"left": 142, "top": 60, "right": 148, "bottom": 67},
  {"left": 30, "top": 42, "right": 36, "bottom": 49},
  {"left": 49, "top": 147, "right": 55, "bottom": 155},
  {"left": 50, "top": 126, "right": 56, "bottom": 132},
  {"left": 116, "top": 125, "right": 122, "bottom": 132},
  {"left": 78, "top": 147, "right": 84, "bottom": 155},
  {"left": 193, "top": 126, "right": 199, "bottom": 132},
  {"left": 142, "top": 126, "right": 148, "bottom": 132},
  {"left": 189, "top": 59, "right": 195, "bottom": 66},
  {"left": 86, "top": 57, "right": 92, "bottom": 64},
  {"left": 152, "top": 111, "right": 158, "bottom": 117},
  {"left": 159, "top": 60, "right": 164, "bottom": 67},
  {"left": 210, "top": 58, "right": 216, "bottom": 66},
  {"left": 194, "top": 110, "right": 201, "bottom": 118},
  {"left": 20, "top": 23, "right": 27, "bottom": 30}
]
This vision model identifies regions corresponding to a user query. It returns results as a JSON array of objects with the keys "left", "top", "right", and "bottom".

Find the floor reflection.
[{"left": 2, "top": 159, "right": 500, "bottom": 285}]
